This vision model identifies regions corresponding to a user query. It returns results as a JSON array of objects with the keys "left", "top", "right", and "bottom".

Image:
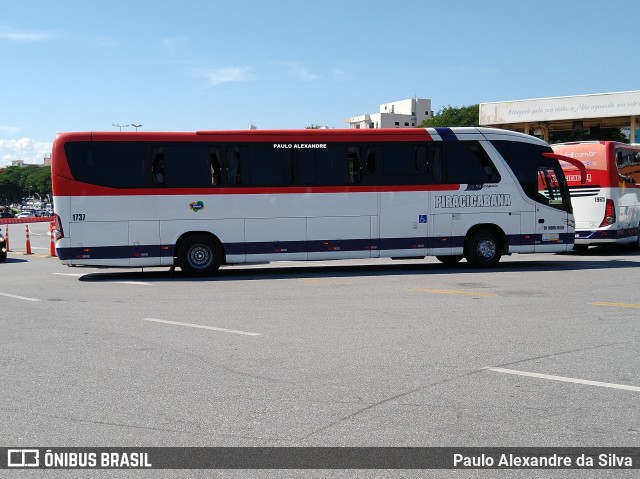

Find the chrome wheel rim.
[
  {"left": 188, "top": 245, "right": 213, "bottom": 270},
  {"left": 477, "top": 239, "right": 496, "bottom": 261}
]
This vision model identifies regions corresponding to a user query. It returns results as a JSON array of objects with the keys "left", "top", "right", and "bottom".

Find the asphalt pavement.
[{"left": 1, "top": 228, "right": 639, "bottom": 478}]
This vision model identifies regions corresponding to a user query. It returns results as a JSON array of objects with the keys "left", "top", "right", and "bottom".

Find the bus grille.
[{"left": 569, "top": 186, "right": 601, "bottom": 197}]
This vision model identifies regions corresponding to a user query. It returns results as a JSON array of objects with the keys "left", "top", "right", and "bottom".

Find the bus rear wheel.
[
  {"left": 177, "top": 234, "right": 223, "bottom": 276},
  {"left": 465, "top": 229, "right": 502, "bottom": 268}
]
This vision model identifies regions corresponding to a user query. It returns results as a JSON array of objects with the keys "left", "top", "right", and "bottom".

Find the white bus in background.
[
  {"left": 51, "top": 127, "right": 577, "bottom": 275},
  {"left": 552, "top": 141, "right": 640, "bottom": 250}
]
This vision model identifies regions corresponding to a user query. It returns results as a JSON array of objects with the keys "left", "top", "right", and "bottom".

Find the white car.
[{"left": 16, "top": 211, "right": 35, "bottom": 218}]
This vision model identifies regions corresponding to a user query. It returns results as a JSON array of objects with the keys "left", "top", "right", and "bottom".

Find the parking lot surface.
[{"left": 1, "top": 224, "right": 638, "bottom": 477}]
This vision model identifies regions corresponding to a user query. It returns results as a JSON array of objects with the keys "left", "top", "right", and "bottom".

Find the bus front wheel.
[
  {"left": 177, "top": 234, "right": 223, "bottom": 276},
  {"left": 465, "top": 229, "right": 502, "bottom": 268}
]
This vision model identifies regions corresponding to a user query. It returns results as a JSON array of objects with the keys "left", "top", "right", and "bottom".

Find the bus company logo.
[
  {"left": 8, "top": 449, "right": 39, "bottom": 467},
  {"left": 434, "top": 194, "right": 512, "bottom": 208},
  {"left": 189, "top": 201, "right": 205, "bottom": 212}
]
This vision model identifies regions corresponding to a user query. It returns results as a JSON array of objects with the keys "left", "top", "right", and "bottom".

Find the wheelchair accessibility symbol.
[{"left": 418, "top": 215, "right": 427, "bottom": 224}]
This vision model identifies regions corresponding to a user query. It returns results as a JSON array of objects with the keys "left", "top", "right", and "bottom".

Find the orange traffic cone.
[
  {"left": 49, "top": 222, "right": 56, "bottom": 257},
  {"left": 25, "top": 225, "right": 33, "bottom": 255}
]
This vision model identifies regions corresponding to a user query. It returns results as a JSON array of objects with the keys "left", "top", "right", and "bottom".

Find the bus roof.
[{"left": 53, "top": 127, "right": 549, "bottom": 145}]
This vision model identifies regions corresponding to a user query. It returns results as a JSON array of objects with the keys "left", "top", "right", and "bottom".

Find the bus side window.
[
  {"left": 296, "top": 149, "right": 317, "bottom": 185},
  {"left": 444, "top": 142, "right": 499, "bottom": 184},
  {"left": 366, "top": 146, "right": 376, "bottom": 173},
  {"left": 227, "top": 147, "right": 242, "bottom": 185},
  {"left": 415, "top": 145, "right": 432, "bottom": 179},
  {"left": 348, "top": 146, "right": 361, "bottom": 184},
  {"left": 616, "top": 149, "right": 637, "bottom": 183},
  {"left": 430, "top": 144, "right": 445, "bottom": 183},
  {"left": 152, "top": 148, "right": 165, "bottom": 186},
  {"left": 210, "top": 147, "right": 221, "bottom": 186}
]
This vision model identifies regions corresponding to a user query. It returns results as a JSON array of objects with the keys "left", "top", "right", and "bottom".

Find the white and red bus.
[
  {"left": 552, "top": 141, "right": 640, "bottom": 250},
  {"left": 51, "top": 127, "right": 576, "bottom": 275}
]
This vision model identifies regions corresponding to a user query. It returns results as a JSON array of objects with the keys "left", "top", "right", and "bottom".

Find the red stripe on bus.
[{"left": 52, "top": 182, "right": 461, "bottom": 197}]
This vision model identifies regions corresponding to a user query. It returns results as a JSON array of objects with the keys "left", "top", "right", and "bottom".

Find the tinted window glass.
[
  {"left": 444, "top": 142, "right": 499, "bottom": 184},
  {"left": 315, "top": 145, "right": 349, "bottom": 186},
  {"left": 295, "top": 149, "right": 318, "bottom": 185},
  {"left": 492, "top": 140, "right": 551, "bottom": 200},
  {"left": 381, "top": 143, "right": 433, "bottom": 184},
  {"left": 492, "top": 140, "right": 570, "bottom": 212},
  {"left": 163, "top": 145, "right": 212, "bottom": 188},
  {"left": 537, "top": 160, "right": 571, "bottom": 212},
  {"left": 65, "top": 142, "right": 150, "bottom": 188},
  {"left": 224, "top": 146, "right": 244, "bottom": 185},
  {"left": 616, "top": 147, "right": 640, "bottom": 183},
  {"left": 245, "top": 144, "right": 288, "bottom": 186}
]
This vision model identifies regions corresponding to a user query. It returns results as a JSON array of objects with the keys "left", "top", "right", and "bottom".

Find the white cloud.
[
  {"left": 0, "top": 126, "right": 20, "bottom": 135},
  {"left": 0, "top": 27, "right": 60, "bottom": 42},
  {"left": 0, "top": 138, "right": 53, "bottom": 167},
  {"left": 199, "top": 67, "right": 254, "bottom": 87},
  {"left": 275, "top": 61, "right": 320, "bottom": 81}
]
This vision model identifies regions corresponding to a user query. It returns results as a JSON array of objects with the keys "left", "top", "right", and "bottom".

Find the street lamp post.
[
  {"left": 131, "top": 124, "right": 142, "bottom": 131},
  {"left": 112, "top": 123, "right": 130, "bottom": 132}
]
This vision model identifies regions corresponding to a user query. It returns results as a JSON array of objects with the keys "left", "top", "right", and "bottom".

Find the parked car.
[
  {"left": 0, "top": 231, "right": 6, "bottom": 262},
  {"left": 0, "top": 211, "right": 15, "bottom": 218},
  {"left": 16, "top": 211, "right": 36, "bottom": 218}
]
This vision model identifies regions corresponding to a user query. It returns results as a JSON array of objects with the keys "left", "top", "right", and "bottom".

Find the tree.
[
  {"left": 549, "top": 128, "right": 627, "bottom": 144},
  {"left": 419, "top": 104, "right": 479, "bottom": 128},
  {"left": 0, "top": 165, "right": 51, "bottom": 204}
]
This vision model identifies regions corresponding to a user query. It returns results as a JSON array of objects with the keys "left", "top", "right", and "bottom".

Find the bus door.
[
  {"left": 429, "top": 212, "right": 452, "bottom": 256},
  {"left": 534, "top": 162, "right": 571, "bottom": 252}
]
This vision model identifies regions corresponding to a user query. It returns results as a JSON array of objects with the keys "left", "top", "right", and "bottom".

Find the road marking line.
[
  {"left": 0, "top": 292, "right": 40, "bottom": 302},
  {"left": 486, "top": 367, "right": 640, "bottom": 392},
  {"left": 591, "top": 301, "right": 640, "bottom": 309},
  {"left": 142, "top": 318, "right": 261, "bottom": 337},
  {"left": 53, "top": 273, "right": 85, "bottom": 277},
  {"left": 411, "top": 288, "right": 497, "bottom": 297}
]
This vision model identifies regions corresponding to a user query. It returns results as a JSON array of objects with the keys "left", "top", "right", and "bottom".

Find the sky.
[{"left": 1, "top": 0, "right": 638, "bottom": 167}]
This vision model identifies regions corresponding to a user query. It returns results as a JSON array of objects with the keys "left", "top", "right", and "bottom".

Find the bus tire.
[
  {"left": 464, "top": 229, "right": 501, "bottom": 268},
  {"left": 0, "top": 250, "right": 6, "bottom": 263},
  {"left": 436, "top": 255, "right": 463, "bottom": 265},
  {"left": 177, "top": 234, "right": 223, "bottom": 276}
]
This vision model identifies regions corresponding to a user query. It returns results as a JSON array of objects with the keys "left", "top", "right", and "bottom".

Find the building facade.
[
  {"left": 480, "top": 90, "right": 640, "bottom": 143},
  {"left": 345, "top": 98, "right": 432, "bottom": 129}
]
